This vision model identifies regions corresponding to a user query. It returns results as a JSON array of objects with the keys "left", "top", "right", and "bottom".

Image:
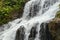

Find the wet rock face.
[
  {"left": 39, "top": 23, "right": 52, "bottom": 40},
  {"left": 39, "top": 23, "right": 46, "bottom": 40},
  {"left": 15, "top": 23, "right": 52, "bottom": 40},
  {"left": 15, "top": 26, "right": 25, "bottom": 40},
  {"left": 28, "top": 27, "right": 37, "bottom": 40}
]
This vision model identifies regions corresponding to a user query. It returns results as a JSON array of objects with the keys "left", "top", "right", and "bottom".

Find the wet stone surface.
[{"left": 15, "top": 26, "right": 25, "bottom": 40}]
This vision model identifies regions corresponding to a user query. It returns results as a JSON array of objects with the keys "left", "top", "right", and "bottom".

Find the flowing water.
[{"left": 0, "top": 0, "right": 60, "bottom": 40}]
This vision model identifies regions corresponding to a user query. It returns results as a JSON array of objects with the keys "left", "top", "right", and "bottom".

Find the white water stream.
[{"left": 0, "top": 0, "right": 60, "bottom": 40}]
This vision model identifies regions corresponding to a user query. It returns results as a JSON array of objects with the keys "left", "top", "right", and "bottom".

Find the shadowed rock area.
[
  {"left": 39, "top": 23, "right": 52, "bottom": 40},
  {"left": 15, "top": 26, "right": 25, "bottom": 40},
  {"left": 28, "top": 26, "right": 37, "bottom": 40}
]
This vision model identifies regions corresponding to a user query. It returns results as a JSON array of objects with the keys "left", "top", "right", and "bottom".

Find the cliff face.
[
  {"left": 48, "top": 18, "right": 60, "bottom": 40},
  {"left": 48, "top": 10, "right": 60, "bottom": 40}
]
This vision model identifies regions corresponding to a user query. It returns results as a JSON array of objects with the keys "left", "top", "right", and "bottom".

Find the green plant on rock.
[
  {"left": 56, "top": 4, "right": 60, "bottom": 18},
  {"left": 0, "top": 0, "right": 27, "bottom": 25}
]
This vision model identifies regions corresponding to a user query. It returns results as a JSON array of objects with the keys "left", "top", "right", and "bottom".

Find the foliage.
[
  {"left": 0, "top": 0, "right": 27, "bottom": 25},
  {"left": 56, "top": 10, "right": 60, "bottom": 18},
  {"left": 56, "top": 4, "right": 60, "bottom": 18}
]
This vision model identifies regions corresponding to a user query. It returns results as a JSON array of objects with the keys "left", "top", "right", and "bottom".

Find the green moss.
[
  {"left": 56, "top": 10, "right": 60, "bottom": 18},
  {"left": 56, "top": 4, "right": 60, "bottom": 18}
]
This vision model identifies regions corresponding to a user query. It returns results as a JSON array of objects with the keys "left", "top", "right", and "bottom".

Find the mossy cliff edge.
[{"left": 48, "top": 9, "right": 60, "bottom": 40}]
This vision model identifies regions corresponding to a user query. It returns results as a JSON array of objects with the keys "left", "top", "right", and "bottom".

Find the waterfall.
[{"left": 0, "top": 0, "right": 60, "bottom": 40}]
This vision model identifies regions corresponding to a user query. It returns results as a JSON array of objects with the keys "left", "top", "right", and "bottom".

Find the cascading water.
[{"left": 0, "top": 0, "right": 60, "bottom": 40}]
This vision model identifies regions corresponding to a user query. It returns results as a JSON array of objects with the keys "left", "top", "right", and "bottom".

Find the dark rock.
[
  {"left": 39, "top": 23, "right": 52, "bottom": 40},
  {"left": 28, "top": 23, "right": 38, "bottom": 40},
  {"left": 15, "top": 26, "right": 25, "bottom": 40},
  {"left": 28, "top": 27, "right": 37, "bottom": 40}
]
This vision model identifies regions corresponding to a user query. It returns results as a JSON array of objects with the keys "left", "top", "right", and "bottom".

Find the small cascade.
[{"left": 0, "top": 0, "right": 60, "bottom": 40}]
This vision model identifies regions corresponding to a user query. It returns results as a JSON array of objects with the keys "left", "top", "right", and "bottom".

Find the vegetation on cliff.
[
  {"left": 56, "top": 10, "right": 60, "bottom": 18},
  {"left": 0, "top": 0, "right": 28, "bottom": 25}
]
